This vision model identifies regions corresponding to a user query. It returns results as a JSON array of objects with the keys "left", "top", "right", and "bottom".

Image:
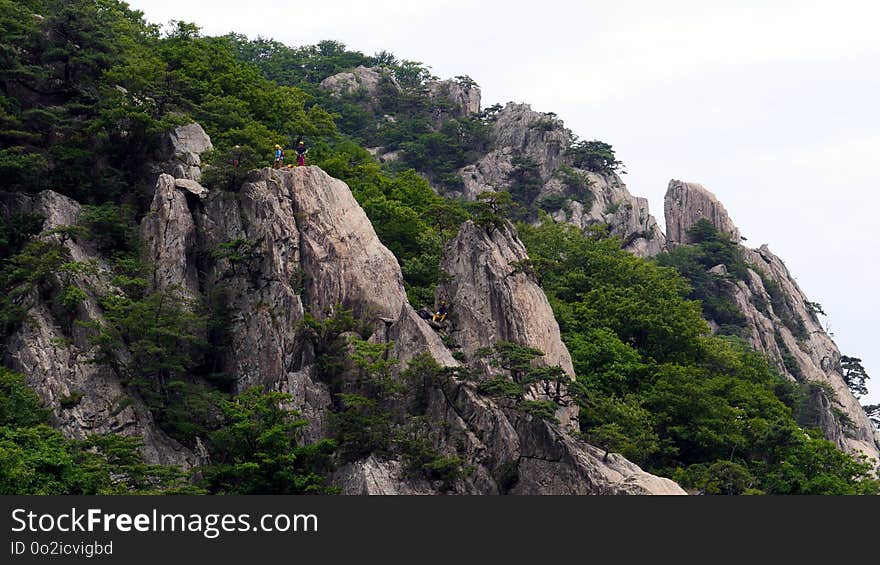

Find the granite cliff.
[{"left": 1, "top": 123, "right": 683, "bottom": 494}]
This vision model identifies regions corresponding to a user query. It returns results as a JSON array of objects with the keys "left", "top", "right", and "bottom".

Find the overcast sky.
[{"left": 127, "top": 0, "right": 880, "bottom": 404}]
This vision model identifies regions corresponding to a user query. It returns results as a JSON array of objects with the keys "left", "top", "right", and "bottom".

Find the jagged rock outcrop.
[
  {"left": 547, "top": 173, "right": 666, "bottom": 257},
  {"left": 0, "top": 190, "right": 197, "bottom": 467},
  {"left": 141, "top": 174, "right": 201, "bottom": 297},
  {"left": 457, "top": 103, "right": 665, "bottom": 256},
  {"left": 3, "top": 104, "right": 683, "bottom": 492},
  {"left": 339, "top": 376, "right": 687, "bottom": 494},
  {"left": 664, "top": 179, "right": 740, "bottom": 245},
  {"left": 459, "top": 103, "right": 568, "bottom": 198},
  {"left": 439, "top": 220, "right": 577, "bottom": 426},
  {"left": 440, "top": 220, "right": 574, "bottom": 375},
  {"left": 193, "top": 171, "right": 307, "bottom": 393},
  {"left": 188, "top": 167, "right": 457, "bottom": 395},
  {"left": 138, "top": 161, "right": 682, "bottom": 494},
  {"left": 137, "top": 165, "right": 457, "bottom": 443},
  {"left": 418, "top": 372, "right": 684, "bottom": 494},
  {"left": 320, "top": 67, "right": 480, "bottom": 119},
  {"left": 425, "top": 218, "right": 683, "bottom": 493},
  {"left": 320, "top": 65, "right": 399, "bottom": 108},
  {"left": 741, "top": 245, "right": 880, "bottom": 462},
  {"left": 426, "top": 78, "right": 481, "bottom": 117},
  {"left": 318, "top": 80, "right": 663, "bottom": 257},
  {"left": 664, "top": 180, "right": 880, "bottom": 466},
  {"left": 156, "top": 122, "right": 213, "bottom": 181}
]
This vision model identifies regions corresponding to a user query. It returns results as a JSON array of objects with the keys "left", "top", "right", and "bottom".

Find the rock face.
[
  {"left": 191, "top": 167, "right": 458, "bottom": 394},
  {"left": 0, "top": 190, "right": 197, "bottom": 467},
  {"left": 157, "top": 122, "right": 213, "bottom": 181},
  {"left": 417, "top": 374, "right": 684, "bottom": 494},
  {"left": 319, "top": 74, "right": 664, "bottom": 258},
  {"left": 439, "top": 220, "right": 577, "bottom": 425},
  {"left": 333, "top": 456, "right": 436, "bottom": 495},
  {"left": 664, "top": 179, "right": 740, "bottom": 245},
  {"left": 459, "top": 103, "right": 568, "bottom": 198},
  {"left": 422, "top": 218, "right": 684, "bottom": 493},
  {"left": 141, "top": 174, "right": 200, "bottom": 297},
  {"left": 319, "top": 65, "right": 399, "bottom": 111},
  {"left": 457, "top": 103, "right": 665, "bottom": 257},
  {"left": 741, "top": 245, "right": 880, "bottom": 463},
  {"left": 664, "top": 180, "right": 880, "bottom": 466},
  {"left": 440, "top": 220, "right": 574, "bottom": 374},
  {"left": 320, "top": 67, "right": 480, "bottom": 119},
  {"left": 549, "top": 173, "right": 666, "bottom": 257},
  {"left": 426, "top": 78, "right": 481, "bottom": 117},
  {"left": 337, "top": 380, "right": 687, "bottom": 494},
  {"left": 135, "top": 162, "right": 683, "bottom": 494},
  {"left": 289, "top": 166, "right": 416, "bottom": 322},
  {"left": 3, "top": 109, "right": 683, "bottom": 493}
]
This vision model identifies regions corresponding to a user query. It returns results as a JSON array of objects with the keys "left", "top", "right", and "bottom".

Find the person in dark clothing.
[{"left": 295, "top": 139, "right": 308, "bottom": 166}]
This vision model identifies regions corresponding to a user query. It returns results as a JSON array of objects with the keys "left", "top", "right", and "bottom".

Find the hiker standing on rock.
[
  {"left": 273, "top": 144, "right": 284, "bottom": 169},
  {"left": 295, "top": 137, "right": 308, "bottom": 166}
]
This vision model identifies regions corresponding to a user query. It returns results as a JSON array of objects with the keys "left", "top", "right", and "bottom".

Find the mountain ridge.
[{"left": 1, "top": 2, "right": 877, "bottom": 494}]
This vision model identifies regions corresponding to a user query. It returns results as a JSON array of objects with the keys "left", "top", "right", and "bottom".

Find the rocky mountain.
[
  {"left": 318, "top": 69, "right": 665, "bottom": 259},
  {"left": 457, "top": 102, "right": 665, "bottom": 257},
  {"left": 1, "top": 124, "right": 683, "bottom": 495},
  {"left": 3, "top": 4, "right": 875, "bottom": 494},
  {"left": 663, "top": 180, "right": 880, "bottom": 464},
  {"left": 6, "top": 101, "right": 875, "bottom": 496},
  {"left": 318, "top": 65, "right": 880, "bottom": 473},
  {"left": 324, "top": 65, "right": 880, "bottom": 469}
]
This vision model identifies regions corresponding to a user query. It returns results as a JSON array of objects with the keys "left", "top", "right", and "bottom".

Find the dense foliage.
[
  {"left": 0, "top": 367, "right": 194, "bottom": 494},
  {"left": 655, "top": 219, "right": 750, "bottom": 336},
  {"left": 519, "top": 220, "right": 879, "bottom": 494}
]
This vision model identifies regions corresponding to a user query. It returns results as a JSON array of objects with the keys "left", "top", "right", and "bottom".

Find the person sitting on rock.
[
  {"left": 273, "top": 144, "right": 284, "bottom": 169},
  {"left": 432, "top": 301, "right": 449, "bottom": 323}
]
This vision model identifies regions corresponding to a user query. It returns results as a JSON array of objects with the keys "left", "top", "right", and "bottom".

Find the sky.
[{"left": 127, "top": 0, "right": 880, "bottom": 404}]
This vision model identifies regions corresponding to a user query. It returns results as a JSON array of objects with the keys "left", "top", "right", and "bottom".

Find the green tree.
[
  {"left": 841, "top": 355, "right": 869, "bottom": 398},
  {"left": 654, "top": 219, "right": 749, "bottom": 332},
  {"left": 201, "top": 388, "right": 335, "bottom": 494},
  {"left": 862, "top": 404, "right": 880, "bottom": 429},
  {"left": 566, "top": 139, "right": 623, "bottom": 173},
  {"left": 579, "top": 394, "right": 660, "bottom": 463}
]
